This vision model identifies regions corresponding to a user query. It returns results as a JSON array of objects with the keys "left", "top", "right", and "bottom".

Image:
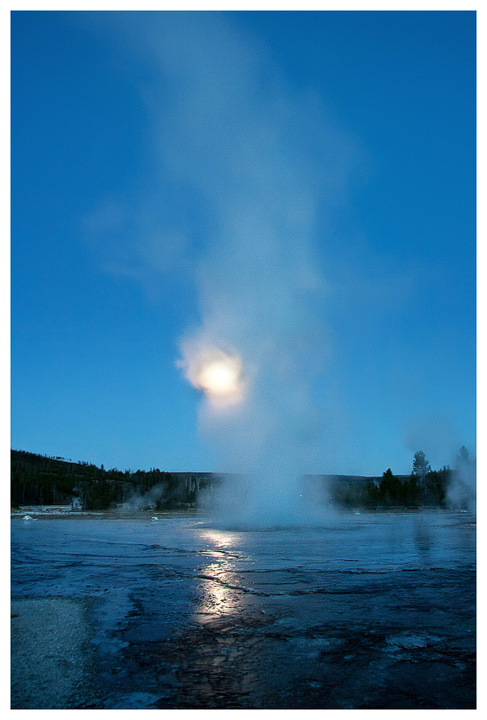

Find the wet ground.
[{"left": 11, "top": 509, "right": 476, "bottom": 709}]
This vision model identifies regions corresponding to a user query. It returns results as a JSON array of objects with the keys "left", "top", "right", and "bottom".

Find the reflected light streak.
[
  {"left": 199, "top": 528, "right": 241, "bottom": 551},
  {"left": 194, "top": 529, "right": 249, "bottom": 623}
]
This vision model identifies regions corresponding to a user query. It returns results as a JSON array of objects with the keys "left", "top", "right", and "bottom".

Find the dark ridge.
[{"left": 11, "top": 449, "right": 456, "bottom": 512}]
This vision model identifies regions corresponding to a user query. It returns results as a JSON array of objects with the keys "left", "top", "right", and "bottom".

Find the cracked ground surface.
[{"left": 11, "top": 509, "right": 475, "bottom": 709}]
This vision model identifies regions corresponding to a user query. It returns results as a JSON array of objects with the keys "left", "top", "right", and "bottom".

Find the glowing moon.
[
  {"left": 178, "top": 343, "right": 247, "bottom": 405},
  {"left": 198, "top": 358, "right": 241, "bottom": 397}
]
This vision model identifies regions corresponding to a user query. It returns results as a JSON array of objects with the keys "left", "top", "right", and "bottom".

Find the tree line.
[
  {"left": 10, "top": 450, "right": 216, "bottom": 510},
  {"left": 330, "top": 447, "right": 475, "bottom": 510},
  {"left": 11, "top": 446, "right": 476, "bottom": 512}
]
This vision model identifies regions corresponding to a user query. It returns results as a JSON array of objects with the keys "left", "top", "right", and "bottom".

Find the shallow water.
[{"left": 11, "top": 509, "right": 476, "bottom": 709}]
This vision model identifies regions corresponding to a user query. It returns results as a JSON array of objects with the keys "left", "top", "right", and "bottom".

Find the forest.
[
  {"left": 10, "top": 450, "right": 217, "bottom": 511},
  {"left": 11, "top": 447, "right": 475, "bottom": 512},
  {"left": 328, "top": 448, "right": 475, "bottom": 510}
]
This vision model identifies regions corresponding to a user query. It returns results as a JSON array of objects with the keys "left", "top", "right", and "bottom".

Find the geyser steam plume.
[
  {"left": 157, "top": 15, "right": 358, "bottom": 526},
  {"left": 116, "top": 13, "right": 358, "bottom": 524}
]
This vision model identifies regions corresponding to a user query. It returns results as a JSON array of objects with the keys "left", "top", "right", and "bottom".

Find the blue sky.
[{"left": 10, "top": 10, "right": 476, "bottom": 476}]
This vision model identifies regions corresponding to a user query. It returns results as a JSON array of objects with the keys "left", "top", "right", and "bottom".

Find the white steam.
[
  {"left": 94, "top": 12, "right": 361, "bottom": 525},
  {"left": 448, "top": 448, "right": 476, "bottom": 514}
]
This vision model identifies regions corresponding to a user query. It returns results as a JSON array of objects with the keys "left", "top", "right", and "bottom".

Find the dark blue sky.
[{"left": 11, "top": 10, "right": 476, "bottom": 475}]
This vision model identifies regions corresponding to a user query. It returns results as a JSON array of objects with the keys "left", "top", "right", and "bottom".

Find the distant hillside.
[
  {"left": 11, "top": 450, "right": 219, "bottom": 510},
  {"left": 11, "top": 450, "right": 452, "bottom": 511}
]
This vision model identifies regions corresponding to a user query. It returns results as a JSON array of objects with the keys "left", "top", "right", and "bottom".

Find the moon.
[
  {"left": 195, "top": 353, "right": 245, "bottom": 404},
  {"left": 198, "top": 358, "right": 241, "bottom": 397},
  {"left": 178, "top": 342, "right": 248, "bottom": 406}
]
